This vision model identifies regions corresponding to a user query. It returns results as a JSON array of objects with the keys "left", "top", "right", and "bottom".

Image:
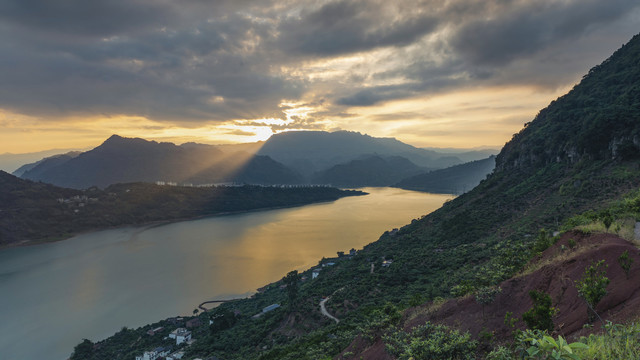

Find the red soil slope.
[{"left": 339, "top": 231, "right": 640, "bottom": 359}]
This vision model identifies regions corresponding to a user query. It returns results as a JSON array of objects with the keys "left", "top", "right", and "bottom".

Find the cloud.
[
  {"left": 448, "top": 0, "right": 637, "bottom": 66},
  {"left": 0, "top": 0, "right": 638, "bottom": 132},
  {"left": 275, "top": 0, "right": 440, "bottom": 56}
]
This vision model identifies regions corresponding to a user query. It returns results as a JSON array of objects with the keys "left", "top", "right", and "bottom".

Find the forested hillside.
[{"left": 0, "top": 171, "right": 363, "bottom": 247}]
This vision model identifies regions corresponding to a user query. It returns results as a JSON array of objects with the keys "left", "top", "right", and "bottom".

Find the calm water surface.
[{"left": 0, "top": 187, "right": 453, "bottom": 360}]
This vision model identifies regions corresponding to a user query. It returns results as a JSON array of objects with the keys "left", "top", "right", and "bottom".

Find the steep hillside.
[
  {"left": 394, "top": 156, "right": 496, "bottom": 194},
  {"left": 341, "top": 231, "right": 640, "bottom": 359},
  {"left": 20, "top": 135, "right": 301, "bottom": 188},
  {"left": 497, "top": 34, "right": 640, "bottom": 171},
  {"left": 257, "top": 130, "right": 461, "bottom": 175},
  {"left": 311, "top": 155, "right": 425, "bottom": 187}
]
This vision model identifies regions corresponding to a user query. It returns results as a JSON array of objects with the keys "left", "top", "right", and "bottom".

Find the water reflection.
[{"left": 0, "top": 187, "right": 453, "bottom": 360}]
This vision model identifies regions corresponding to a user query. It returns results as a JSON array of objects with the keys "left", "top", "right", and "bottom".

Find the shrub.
[
  {"left": 575, "top": 260, "right": 610, "bottom": 322},
  {"left": 384, "top": 322, "right": 477, "bottom": 360},
  {"left": 520, "top": 330, "right": 588, "bottom": 360},
  {"left": 522, "top": 290, "right": 555, "bottom": 332},
  {"left": 475, "top": 286, "right": 502, "bottom": 317},
  {"left": 532, "top": 229, "right": 552, "bottom": 254},
  {"left": 617, "top": 250, "right": 633, "bottom": 279}
]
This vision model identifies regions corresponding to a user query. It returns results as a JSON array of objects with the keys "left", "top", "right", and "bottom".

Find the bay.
[{"left": 0, "top": 187, "right": 453, "bottom": 360}]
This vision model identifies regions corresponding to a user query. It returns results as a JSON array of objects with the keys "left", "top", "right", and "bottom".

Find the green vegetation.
[
  {"left": 618, "top": 250, "right": 633, "bottom": 279},
  {"left": 385, "top": 322, "right": 477, "bottom": 360},
  {"left": 484, "top": 322, "right": 640, "bottom": 360},
  {"left": 576, "top": 322, "right": 640, "bottom": 359},
  {"left": 575, "top": 260, "right": 610, "bottom": 322},
  {"left": 0, "top": 171, "right": 364, "bottom": 246},
  {"left": 520, "top": 331, "right": 588, "bottom": 360},
  {"left": 475, "top": 286, "right": 502, "bottom": 318},
  {"left": 522, "top": 290, "right": 555, "bottom": 332}
]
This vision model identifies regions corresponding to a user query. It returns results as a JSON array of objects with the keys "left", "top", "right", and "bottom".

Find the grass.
[{"left": 576, "top": 321, "right": 640, "bottom": 359}]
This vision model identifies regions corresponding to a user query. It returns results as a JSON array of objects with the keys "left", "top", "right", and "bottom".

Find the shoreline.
[{"left": 0, "top": 190, "right": 368, "bottom": 252}]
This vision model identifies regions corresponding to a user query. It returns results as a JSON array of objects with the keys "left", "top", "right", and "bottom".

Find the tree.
[
  {"left": 284, "top": 270, "right": 299, "bottom": 307},
  {"left": 576, "top": 260, "right": 610, "bottom": 322},
  {"left": 70, "top": 339, "right": 94, "bottom": 360},
  {"left": 618, "top": 250, "right": 633, "bottom": 279},
  {"left": 522, "top": 290, "right": 555, "bottom": 332},
  {"left": 532, "top": 229, "right": 552, "bottom": 254},
  {"left": 601, "top": 212, "right": 613, "bottom": 231},
  {"left": 475, "top": 286, "right": 502, "bottom": 318}
]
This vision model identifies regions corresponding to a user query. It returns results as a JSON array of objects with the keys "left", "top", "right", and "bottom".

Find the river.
[{"left": 0, "top": 187, "right": 453, "bottom": 360}]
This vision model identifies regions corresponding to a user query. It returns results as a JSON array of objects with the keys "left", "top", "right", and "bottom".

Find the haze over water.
[{"left": 0, "top": 187, "right": 452, "bottom": 360}]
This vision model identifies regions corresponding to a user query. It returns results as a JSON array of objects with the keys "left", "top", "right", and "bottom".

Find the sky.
[{"left": 1, "top": 0, "right": 639, "bottom": 153}]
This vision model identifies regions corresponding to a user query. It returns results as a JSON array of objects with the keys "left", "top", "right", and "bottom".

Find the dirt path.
[{"left": 320, "top": 297, "right": 340, "bottom": 324}]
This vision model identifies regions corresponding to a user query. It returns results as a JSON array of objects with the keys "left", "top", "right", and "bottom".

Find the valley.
[{"left": 64, "top": 32, "right": 640, "bottom": 360}]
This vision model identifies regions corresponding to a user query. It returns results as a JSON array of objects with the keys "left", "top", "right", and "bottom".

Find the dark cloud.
[
  {"left": 333, "top": 0, "right": 640, "bottom": 107},
  {"left": 276, "top": 0, "right": 440, "bottom": 55},
  {"left": 0, "top": 0, "right": 638, "bottom": 124},
  {"left": 449, "top": 0, "right": 636, "bottom": 66},
  {"left": 0, "top": 0, "right": 174, "bottom": 37}
]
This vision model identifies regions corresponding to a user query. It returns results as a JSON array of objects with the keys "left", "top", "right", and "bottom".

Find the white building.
[
  {"left": 166, "top": 351, "right": 185, "bottom": 360},
  {"left": 169, "top": 328, "right": 192, "bottom": 345},
  {"left": 135, "top": 347, "right": 170, "bottom": 360}
]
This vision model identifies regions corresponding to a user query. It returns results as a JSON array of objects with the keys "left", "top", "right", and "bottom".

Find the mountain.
[
  {"left": 0, "top": 170, "right": 363, "bottom": 247},
  {"left": 13, "top": 151, "right": 81, "bottom": 177},
  {"left": 257, "top": 130, "right": 462, "bottom": 176},
  {"left": 75, "top": 34, "right": 640, "bottom": 360},
  {"left": 311, "top": 155, "right": 425, "bottom": 187},
  {"left": 421, "top": 147, "right": 499, "bottom": 162},
  {"left": 394, "top": 156, "right": 496, "bottom": 194},
  {"left": 0, "top": 148, "right": 81, "bottom": 173},
  {"left": 19, "top": 135, "right": 301, "bottom": 189}
]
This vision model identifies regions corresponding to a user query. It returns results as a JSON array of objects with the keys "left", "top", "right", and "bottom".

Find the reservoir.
[{"left": 0, "top": 187, "right": 453, "bottom": 360}]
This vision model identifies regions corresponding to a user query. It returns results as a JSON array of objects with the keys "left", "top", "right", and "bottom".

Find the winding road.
[{"left": 320, "top": 297, "right": 340, "bottom": 324}]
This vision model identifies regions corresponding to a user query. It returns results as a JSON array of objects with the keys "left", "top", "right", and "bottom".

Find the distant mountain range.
[
  {"left": 12, "top": 151, "right": 82, "bottom": 177},
  {"left": 394, "top": 156, "right": 496, "bottom": 194},
  {"left": 14, "top": 132, "right": 496, "bottom": 191},
  {"left": 257, "top": 130, "right": 469, "bottom": 176},
  {"left": 18, "top": 135, "right": 301, "bottom": 189},
  {"left": 311, "top": 155, "right": 425, "bottom": 187},
  {"left": 0, "top": 148, "right": 84, "bottom": 173}
]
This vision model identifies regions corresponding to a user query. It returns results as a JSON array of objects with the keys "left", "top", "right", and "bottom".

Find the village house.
[
  {"left": 135, "top": 347, "right": 171, "bottom": 360},
  {"left": 312, "top": 268, "right": 321, "bottom": 279},
  {"left": 169, "top": 328, "right": 192, "bottom": 345},
  {"left": 146, "top": 326, "right": 164, "bottom": 336}
]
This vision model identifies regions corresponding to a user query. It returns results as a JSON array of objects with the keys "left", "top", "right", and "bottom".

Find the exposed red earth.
[{"left": 339, "top": 231, "right": 640, "bottom": 359}]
